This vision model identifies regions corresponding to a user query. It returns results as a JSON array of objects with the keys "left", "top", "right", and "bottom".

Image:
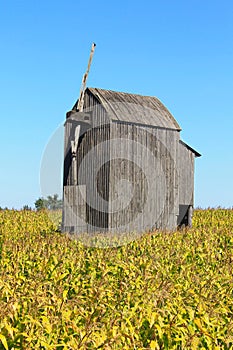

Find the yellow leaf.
[
  {"left": 191, "top": 336, "right": 199, "bottom": 350},
  {"left": 41, "top": 316, "right": 52, "bottom": 333},
  {"left": 58, "top": 272, "right": 69, "bottom": 282},
  {"left": 194, "top": 318, "right": 210, "bottom": 337},
  {"left": 154, "top": 324, "right": 163, "bottom": 339},
  {"left": 0, "top": 334, "right": 8, "bottom": 350},
  {"left": 112, "top": 326, "right": 118, "bottom": 338},
  {"left": 150, "top": 312, "right": 157, "bottom": 327},
  {"left": 62, "top": 309, "right": 72, "bottom": 319},
  {"left": 3, "top": 323, "right": 15, "bottom": 339},
  {"left": 194, "top": 318, "right": 201, "bottom": 327},
  {"left": 62, "top": 289, "right": 68, "bottom": 299},
  {"left": 150, "top": 340, "right": 158, "bottom": 350}
]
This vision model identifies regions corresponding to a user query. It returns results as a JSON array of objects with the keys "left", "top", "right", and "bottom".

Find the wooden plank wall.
[
  {"left": 108, "top": 123, "right": 179, "bottom": 233},
  {"left": 63, "top": 121, "right": 183, "bottom": 233},
  {"left": 84, "top": 89, "right": 110, "bottom": 128},
  {"left": 63, "top": 91, "right": 111, "bottom": 233},
  {"left": 82, "top": 125, "right": 110, "bottom": 233},
  {"left": 63, "top": 89, "right": 197, "bottom": 234},
  {"left": 63, "top": 124, "right": 111, "bottom": 233},
  {"left": 177, "top": 142, "right": 195, "bottom": 206},
  {"left": 63, "top": 120, "right": 73, "bottom": 186},
  {"left": 63, "top": 185, "right": 87, "bottom": 233}
]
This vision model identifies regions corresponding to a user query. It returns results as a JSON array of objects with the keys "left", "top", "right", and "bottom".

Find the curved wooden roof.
[{"left": 87, "top": 87, "right": 181, "bottom": 131}]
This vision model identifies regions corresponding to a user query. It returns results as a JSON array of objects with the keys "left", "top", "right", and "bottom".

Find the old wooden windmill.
[{"left": 62, "top": 44, "right": 201, "bottom": 234}]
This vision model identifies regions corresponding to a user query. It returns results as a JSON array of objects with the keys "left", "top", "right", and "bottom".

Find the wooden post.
[
  {"left": 71, "top": 42, "right": 96, "bottom": 185},
  {"left": 188, "top": 205, "right": 193, "bottom": 227},
  {"left": 77, "top": 43, "right": 96, "bottom": 112},
  {"left": 71, "top": 125, "right": 80, "bottom": 185}
]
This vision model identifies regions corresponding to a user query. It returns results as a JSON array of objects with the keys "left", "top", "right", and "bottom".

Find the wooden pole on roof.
[
  {"left": 71, "top": 43, "right": 96, "bottom": 185},
  {"left": 77, "top": 42, "right": 96, "bottom": 112}
]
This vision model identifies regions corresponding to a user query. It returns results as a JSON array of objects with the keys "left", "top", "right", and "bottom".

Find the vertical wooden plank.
[{"left": 178, "top": 142, "right": 195, "bottom": 207}]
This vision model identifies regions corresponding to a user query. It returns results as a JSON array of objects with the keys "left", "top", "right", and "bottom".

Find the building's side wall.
[
  {"left": 63, "top": 91, "right": 109, "bottom": 186},
  {"left": 178, "top": 142, "right": 195, "bottom": 205},
  {"left": 63, "top": 119, "right": 73, "bottom": 186},
  {"left": 63, "top": 124, "right": 111, "bottom": 233},
  {"left": 177, "top": 142, "right": 195, "bottom": 226},
  {"left": 63, "top": 86, "right": 112, "bottom": 233},
  {"left": 62, "top": 90, "right": 111, "bottom": 234},
  {"left": 79, "top": 125, "right": 111, "bottom": 233},
  {"left": 63, "top": 185, "right": 87, "bottom": 233},
  {"left": 108, "top": 123, "right": 180, "bottom": 233}
]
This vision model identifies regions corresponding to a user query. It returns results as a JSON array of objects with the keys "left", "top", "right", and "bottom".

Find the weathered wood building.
[{"left": 62, "top": 87, "right": 201, "bottom": 234}]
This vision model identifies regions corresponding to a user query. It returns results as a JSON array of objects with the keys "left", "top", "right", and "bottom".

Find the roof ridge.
[
  {"left": 88, "top": 87, "right": 160, "bottom": 99},
  {"left": 86, "top": 87, "right": 181, "bottom": 131}
]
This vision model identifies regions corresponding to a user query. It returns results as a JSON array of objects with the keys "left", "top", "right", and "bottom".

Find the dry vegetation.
[{"left": 0, "top": 209, "right": 233, "bottom": 349}]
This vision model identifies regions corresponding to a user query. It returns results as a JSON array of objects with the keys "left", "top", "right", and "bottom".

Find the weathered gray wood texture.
[
  {"left": 62, "top": 88, "right": 200, "bottom": 234},
  {"left": 85, "top": 88, "right": 181, "bottom": 130},
  {"left": 108, "top": 123, "right": 179, "bottom": 232},
  {"left": 178, "top": 141, "right": 195, "bottom": 206}
]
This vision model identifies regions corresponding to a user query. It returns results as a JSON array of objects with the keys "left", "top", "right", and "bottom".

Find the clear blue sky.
[{"left": 0, "top": 0, "right": 232, "bottom": 209}]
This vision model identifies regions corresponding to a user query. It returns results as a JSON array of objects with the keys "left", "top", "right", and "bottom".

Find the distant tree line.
[
  {"left": 0, "top": 205, "right": 33, "bottom": 211},
  {"left": 34, "top": 194, "right": 62, "bottom": 211},
  {"left": 0, "top": 194, "right": 62, "bottom": 211},
  {"left": 0, "top": 206, "right": 8, "bottom": 211}
]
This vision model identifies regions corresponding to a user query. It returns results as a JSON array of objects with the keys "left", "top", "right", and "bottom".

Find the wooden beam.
[{"left": 77, "top": 43, "right": 96, "bottom": 112}]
